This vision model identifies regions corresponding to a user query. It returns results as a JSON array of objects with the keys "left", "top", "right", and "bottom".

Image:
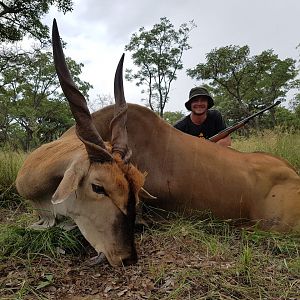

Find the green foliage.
[
  {"left": 291, "top": 92, "right": 300, "bottom": 122},
  {"left": 125, "top": 17, "right": 196, "bottom": 117},
  {"left": 187, "top": 45, "right": 298, "bottom": 129},
  {"left": 163, "top": 110, "right": 184, "bottom": 125},
  {"left": 0, "top": 0, "right": 73, "bottom": 42},
  {"left": 274, "top": 106, "right": 300, "bottom": 130},
  {"left": 0, "top": 45, "right": 92, "bottom": 150}
]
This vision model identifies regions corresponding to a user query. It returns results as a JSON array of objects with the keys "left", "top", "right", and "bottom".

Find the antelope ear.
[{"left": 52, "top": 160, "right": 89, "bottom": 204}]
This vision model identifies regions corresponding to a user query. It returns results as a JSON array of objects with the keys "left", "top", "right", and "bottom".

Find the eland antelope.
[
  {"left": 72, "top": 105, "right": 300, "bottom": 232},
  {"left": 16, "top": 20, "right": 146, "bottom": 267},
  {"left": 16, "top": 21, "right": 300, "bottom": 271}
]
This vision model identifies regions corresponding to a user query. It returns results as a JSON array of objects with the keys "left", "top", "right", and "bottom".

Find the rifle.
[{"left": 209, "top": 100, "right": 281, "bottom": 143}]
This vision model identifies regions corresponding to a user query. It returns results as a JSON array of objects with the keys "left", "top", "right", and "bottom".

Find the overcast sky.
[{"left": 43, "top": 0, "right": 300, "bottom": 112}]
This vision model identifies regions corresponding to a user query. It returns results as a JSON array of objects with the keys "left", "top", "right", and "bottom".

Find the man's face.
[{"left": 190, "top": 96, "right": 209, "bottom": 115}]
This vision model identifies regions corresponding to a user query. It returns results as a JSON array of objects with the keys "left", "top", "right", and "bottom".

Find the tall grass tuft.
[
  {"left": 0, "top": 223, "right": 88, "bottom": 259},
  {"left": 0, "top": 150, "right": 25, "bottom": 208},
  {"left": 233, "top": 130, "right": 300, "bottom": 171}
]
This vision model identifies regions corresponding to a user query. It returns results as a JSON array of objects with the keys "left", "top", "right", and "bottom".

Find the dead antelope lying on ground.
[
  {"left": 16, "top": 20, "right": 146, "bottom": 267},
  {"left": 17, "top": 21, "right": 300, "bottom": 271},
  {"left": 73, "top": 105, "right": 300, "bottom": 233},
  {"left": 71, "top": 108, "right": 300, "bottom": 231}
]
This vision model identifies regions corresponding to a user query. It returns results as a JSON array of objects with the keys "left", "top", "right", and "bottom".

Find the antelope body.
[
  {"left": 16, "top": 21, "right": 300, "bottom": 271},
  {"left": 73, "top": 104, "right": 300, "bottom": 232}
]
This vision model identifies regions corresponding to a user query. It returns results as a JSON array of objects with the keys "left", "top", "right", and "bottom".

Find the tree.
[
  {"left": 0, "top": 0, "right": 73, "bottom": 43},
  {"left": 125, "top": 17, "right": 196, "bottom": 117},
  {"left": 274, "top": 106, "right": 300, "bottom": 130},
  {"left": 286, "top": 93, "right": 300, "bottom": 130},
  {"left": 89, "top": 94, "right": 114, "bottom": 112},
  {"left": 0, "top": 45, "right": 92, "bottom": 150},
  {"left": 187, "top": 45, "right": 297, "bottom": 129},
  {"left": 163, "top": 111, "right": 184, "bottom": 125}
]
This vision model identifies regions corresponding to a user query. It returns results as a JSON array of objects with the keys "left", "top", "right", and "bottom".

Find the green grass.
[
  {"left": 0, "top": 151, "right": 25, "bottom": 209},
  {"left": 139, "top": 212, "right": 300, "bottom": 299},
  {"left": 0, "top": 223, "right": 87, "bottom": 259},
  {"left": 0, "top": 151, "right": 24, "bottom": 187}
]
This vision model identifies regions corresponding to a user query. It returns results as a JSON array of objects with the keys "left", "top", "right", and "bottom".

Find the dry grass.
[{"left": 232, "top": 130, "right": 300, "bottom": 171}]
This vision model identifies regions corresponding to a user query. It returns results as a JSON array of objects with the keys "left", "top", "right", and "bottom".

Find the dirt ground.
[
  {"left": 0, "top": 207, "right": 216, "bottom": 300},
  {"left": 1, "top": 223, "right": 215, "bottom": 300},
  {"left": 1, "top": 207, "right": 300, "bottom": 300}
]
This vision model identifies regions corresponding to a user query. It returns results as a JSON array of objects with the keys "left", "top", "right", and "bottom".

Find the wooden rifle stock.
[{"left": 209, "top": 101, "right": 281, "bottom": 143}]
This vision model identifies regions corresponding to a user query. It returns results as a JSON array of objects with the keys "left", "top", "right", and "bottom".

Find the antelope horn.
[
  {"left": 110, "top": 54, "right": 132, "bottom": 162},
  {"left": 52, "top": 19, "right": 112, "bottom": 163}
]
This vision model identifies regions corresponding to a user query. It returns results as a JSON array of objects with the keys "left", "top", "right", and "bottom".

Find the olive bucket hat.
[{"left": 185, "top": 86, "right": 214, "bottom": 111}]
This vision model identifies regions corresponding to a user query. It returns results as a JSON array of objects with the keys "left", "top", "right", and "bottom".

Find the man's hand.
[{"left": 216, "top": 135, "right": 231, "bottom": 147}]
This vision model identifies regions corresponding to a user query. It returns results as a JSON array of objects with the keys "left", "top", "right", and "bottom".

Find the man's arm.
[{"left": 213, "top": 110, "right": 231, "bottom": 147}]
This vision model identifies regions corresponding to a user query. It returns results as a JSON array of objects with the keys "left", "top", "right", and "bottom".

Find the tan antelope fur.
[
  {"left": 16, "top": 20, "right": 145, "bottom": 267},
  {"left": 63, "top": 104, "right": 300, "bottom": 232}
]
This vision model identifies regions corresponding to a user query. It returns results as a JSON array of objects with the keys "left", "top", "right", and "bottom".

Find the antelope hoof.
[
  {"left": 57, "top": 219, "right": 77, "bottom": 231},
  {"left": 29, "top": 217, "right": 56, "bottom": 230},
  {"left": 88, "top": 253, "right": 107, "bottom": 266}
]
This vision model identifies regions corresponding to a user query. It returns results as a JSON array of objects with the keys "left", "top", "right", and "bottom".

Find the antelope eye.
[{"left": 92, "top": 184, "right": 108, "bottom": 196}]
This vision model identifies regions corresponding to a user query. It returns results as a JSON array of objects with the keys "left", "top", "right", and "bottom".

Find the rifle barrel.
[
  {"left": 242, "top": 100, "right": 281, "bottom": 124},
  {"left": 209, "top": 100, "right": 281, "bottom": 143}
]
